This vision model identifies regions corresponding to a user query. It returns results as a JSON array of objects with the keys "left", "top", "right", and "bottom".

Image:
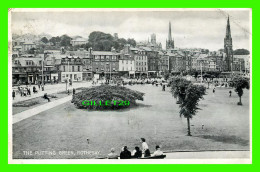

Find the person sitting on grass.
[
  {"left": 152, "top": 145, "right": 164, "bottom": 157},
  {"left": 43, "top": 93, "right": 50, "bottom": 102},
  {"left": 131, "top": 146, "right": 142, "bottom": 158},
  {"left": 107, "top": 148, "right": 118, "bottom": 159},
  {"left": 120, "top": 146, "right": 131, "bottom": 159}
]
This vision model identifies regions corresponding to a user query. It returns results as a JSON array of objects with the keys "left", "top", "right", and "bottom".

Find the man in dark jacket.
[{"left": 120, "top": 146, "right": 131, "bottom": 159}]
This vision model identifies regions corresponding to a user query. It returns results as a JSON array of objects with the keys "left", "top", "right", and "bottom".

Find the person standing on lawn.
[
  {"left": 141, "top": 138, "right": 151, "bottom": 157},
  {"left": 12, "top": 90, "right": 15, "bottom": 100},
  {"left": 33, "top": 86, "right": 37, "bottom": 94}
]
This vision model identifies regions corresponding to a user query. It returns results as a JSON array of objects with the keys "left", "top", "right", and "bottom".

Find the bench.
[
  {"left": 96, "top": 155, "right": 166, "bottom": 159},
  {"left": 140, "top": 155, "right": 166, "bottom": 159}
]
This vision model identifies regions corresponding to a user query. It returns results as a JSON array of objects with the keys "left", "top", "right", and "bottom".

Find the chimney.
[
  {"left": 88, "top": 47, "right": 92, "bottom": 54},
  {"left": 111, "top": 47, "right": 116, "bottom": 53},
  {"left": 124, "top": 44, "right": 130, "bottom": 54}
]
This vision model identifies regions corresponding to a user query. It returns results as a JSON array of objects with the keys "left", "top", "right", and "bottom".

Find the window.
[
  {"left": 106, "top": 56, "right": 110, "bottom": 61},
  {"left": 144, "top": 62, "right": 146, "bottom": 65},
  {"left": 74, "top": 74, "right": 77, "bottom": 80},
  {"left": 101, "top": 55, "right": 105, "bottom": 61},
  {"left": 96, "top": 68, "right": 99, "bottom": 72},
  {"left": 63, "top": 66, "right": 65, "bottom": 71},
  {"left": 72, "top": 66, "right": 74, "bottom": 72},
  {"left": 122, "top": 67, "right": 124, "bottom": 71},
  {"left": 78, "top": 66, "right": 80, "bottom": 71},
  {"left": 112, "top": 55, "right": 117, "bottom": 61},
  {"left": 95, "top": 55, "right": 100, "bottom": 60}
]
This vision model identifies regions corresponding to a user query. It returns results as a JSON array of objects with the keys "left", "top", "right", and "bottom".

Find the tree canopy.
[
  {"left": 49, "top": 36, "right": 61, "bottom": 46},
  {"left": 40, "top": 37, "right": 49, "bottom": 44},
  {"left": 230, "top": 76, "right": 249, "bottom": 105},
  {"left": 60, "top": 34, "right": 72, "bottom": 47},
  {"left": 233, "top": 49, "right": 250, "bottom": 55},
  {"left": 179, "top": 84, "right": 206, "bottom": 119},
  {"left": 87, "top": 31, "right": 136, "bottom": 51}
]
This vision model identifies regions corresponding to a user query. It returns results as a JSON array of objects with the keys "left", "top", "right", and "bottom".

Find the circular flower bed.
[{"left": 71, "top": 85, "right": 145, "bottom": 110}]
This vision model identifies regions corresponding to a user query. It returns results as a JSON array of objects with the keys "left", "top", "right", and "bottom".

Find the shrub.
[
  {"left": 71, "top": 85, "right": 145, "bottom": 110},
  {"left": 13, "top": 101, "right": 39, "bottom": 107}
]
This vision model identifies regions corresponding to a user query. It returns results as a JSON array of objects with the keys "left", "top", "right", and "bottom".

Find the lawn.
[
  {"left": 12, "top": 92, "right": 69, "bottom": 115},
  {"left": 12, "top": 84, "right": 250, "bottom": 159}
]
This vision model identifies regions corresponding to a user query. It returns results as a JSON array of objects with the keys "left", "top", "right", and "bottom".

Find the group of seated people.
[{"left": 107, "top": 145, "right": 164, "bottom": 159}]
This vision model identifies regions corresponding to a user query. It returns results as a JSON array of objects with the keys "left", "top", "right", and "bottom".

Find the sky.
[{"left": 11, "top": 9, "right": 251, "bottom": 51}]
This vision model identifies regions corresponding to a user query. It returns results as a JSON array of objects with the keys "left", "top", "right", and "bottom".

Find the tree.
[
  {"left": 233, "top": 49, "right": 250, "bottom": 55},
  {"left": 179, "top": 84, "right": 206, "bottom": 136},
  {"left": 60, "top": 34, "right": 72, "bottom": 47},
  {"left": 49, "top": 36, "right": 61, "bottom": 46},
  {"left": 163, "top": 70, "right": 170, "bottom": 80},
  {"left": 41, "top": 37, "right": 49, "bottom": 44},
  {"left": 88, "top": 31, "right": 137, "bottom": 51},
  {"left": 127, "top": 38, "right": 136, "bottom": 47},
  {"left": 27, "top": 48, "right": 36, "bottom": 54},
  {"left": 231, "top": 76, "right": 250, "bottom": 105},
  {"left": 170, "top": 77, "right": 191, "bottom": 104}
]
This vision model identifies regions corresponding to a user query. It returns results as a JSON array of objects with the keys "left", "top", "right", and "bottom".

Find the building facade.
[
  {"left": 91, "top": 50, "right": 120, "bottom": 79},
  {"left": 59, "top": 56, "right": 83, "bottom": 82}
]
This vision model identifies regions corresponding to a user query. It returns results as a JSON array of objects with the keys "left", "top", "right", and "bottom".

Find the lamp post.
[
  {"left": 240, "top": 61, "right": 242, "bottom": 75},
  {"left": 42, "top": 55, "right": 44, "bottom": 85},
  {"left": 110, "top": 61, "right": 112, "bottom": 80},
  {"left": 200, "top": 62, "right": 202, "bottom": 84}
]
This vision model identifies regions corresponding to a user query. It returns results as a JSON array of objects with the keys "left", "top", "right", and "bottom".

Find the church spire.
[
  {"left": 224, "top": 15, "right": 233, "bottom": 72},
  {"left": 226, "top": 15, "right": 231, "bottom": 39},
  {"left": 166, "top": 21, "right": 174, "bottom": 50},
  {"left": 168, "top": 21, "right": 172, "bottom": 42}
]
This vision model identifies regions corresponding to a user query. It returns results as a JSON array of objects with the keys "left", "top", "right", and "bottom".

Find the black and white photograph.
[{"left": 8, "top": 8, "right": 251, "bottom": 164}]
